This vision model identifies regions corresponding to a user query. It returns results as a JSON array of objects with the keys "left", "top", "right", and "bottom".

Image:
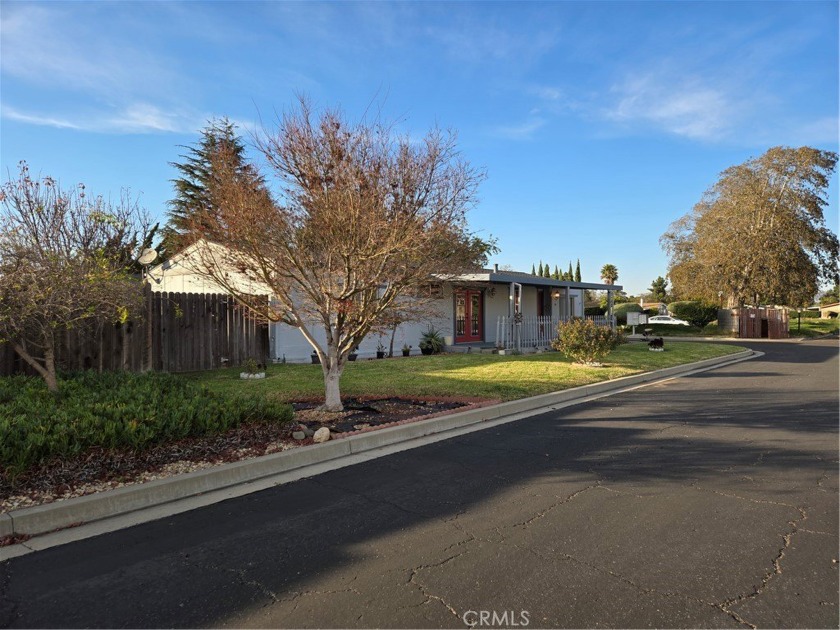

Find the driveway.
[{"left": 2, "top": 339, "right": 837, "bottom": 628}]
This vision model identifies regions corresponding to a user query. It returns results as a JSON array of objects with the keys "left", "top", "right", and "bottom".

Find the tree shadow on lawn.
[{"left": 5, "top": 371, "right": 837, "bottom": 629}]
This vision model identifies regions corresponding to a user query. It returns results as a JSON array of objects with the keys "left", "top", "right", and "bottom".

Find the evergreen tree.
[
  {"left": 531, "top": 263, "right": 536, "bottom": 275},
  {"left": 567, "top": 262, "right": 574, "bottom": 281},
  {"left": 159, "top": 118, "right": 266, "bottom": 260},
  {"left": 543, "top": 264, "right": 551, "bottom": 278},
  {"left": 575, "top": 259, "right": 581, "bottom": 282},
  {"left": 649, "top": 276, "right": 669, "bottom": 302},
  {"left": 538, "top": 261, "right": 544, "bottom": 276},
  {"left": 553, "top": 265, "right": 560, "bottom": 280}
]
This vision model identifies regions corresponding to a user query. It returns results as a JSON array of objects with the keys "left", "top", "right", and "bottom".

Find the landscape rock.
[
  {"left": 298, "top": 424, "right": 315, "bottom": 437},
  {"left": 313, "top": 427, "right": 331, "bottom": 443},
  {"left": 292, "top": 431, "right": 306, "bottom": 441}
]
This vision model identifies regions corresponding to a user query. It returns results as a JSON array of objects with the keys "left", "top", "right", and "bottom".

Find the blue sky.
[{"left": 1, "top": 1, "right": 837, "bottom": 295}]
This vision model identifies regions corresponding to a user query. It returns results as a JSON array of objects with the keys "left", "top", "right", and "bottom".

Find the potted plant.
[
  {"left": 419, "top": 326, "right": 445, "bottom": 355},
  {"left": 240, "top": 357, "right": 266, "bottom": 379},
  {"left": 376, "top": 341, "right": 387, "bottom": 359},
  {"left": 310, "top": 351, "right": 320, "bottom": 365},
  {"left": 402, "top": 344, "right": 412, "bottom": 357}
]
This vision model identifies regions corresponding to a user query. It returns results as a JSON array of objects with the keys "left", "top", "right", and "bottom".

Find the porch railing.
[{"left": 495, "top": 314, "right": 616, "bottom": 351}]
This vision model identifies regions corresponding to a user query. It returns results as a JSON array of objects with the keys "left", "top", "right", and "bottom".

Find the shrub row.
[
  {"left": 0, "top": 371, "right": 293, "bottom": 478},
  {"left": 668, "top": 301, "right": 718, "bottom": 328}
]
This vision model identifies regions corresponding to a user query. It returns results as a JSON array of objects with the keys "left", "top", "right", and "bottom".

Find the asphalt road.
[{"left": 2, "top": 339, "right": 838, "bottom": 629}]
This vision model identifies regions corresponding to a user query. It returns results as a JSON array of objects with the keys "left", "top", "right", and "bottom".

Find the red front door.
[{"left": 455, "top": 290, "right": 483, "bottom": 343}]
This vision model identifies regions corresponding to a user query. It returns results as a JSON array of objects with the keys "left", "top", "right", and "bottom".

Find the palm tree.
[{"left": 600, "top": 264, "right": 619, "bottom": 285}]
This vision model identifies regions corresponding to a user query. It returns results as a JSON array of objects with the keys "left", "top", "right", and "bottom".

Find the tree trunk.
[
  {"left": 322, "top": 360, "right": 345, "bottom": 411},
  {"left": 388, "top": 322, "right": 398, "bottom": 358},
  {"left": 44, "top": 342, "right": 58, "bottom": 393}
]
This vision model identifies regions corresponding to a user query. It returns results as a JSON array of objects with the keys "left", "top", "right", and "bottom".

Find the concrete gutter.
[{"left": 0, "top": 348, "right": 756, "bottom": 556}]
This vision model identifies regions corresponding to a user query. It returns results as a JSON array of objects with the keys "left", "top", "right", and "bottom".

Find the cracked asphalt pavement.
[{"left": 1, "top": 339, "right": 837, "bottom": 628}]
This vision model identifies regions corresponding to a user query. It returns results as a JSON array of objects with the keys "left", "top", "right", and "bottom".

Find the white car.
[{"left": 647, "top": 315, "right": 691, "bottom": 326}]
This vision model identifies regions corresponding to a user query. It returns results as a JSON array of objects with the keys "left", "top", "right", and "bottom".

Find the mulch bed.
[{"left": 1, "top": 396, "right": 496, "bottom": 514}]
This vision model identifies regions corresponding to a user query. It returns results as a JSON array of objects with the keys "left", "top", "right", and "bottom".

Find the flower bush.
[{"left": 552, "top": 318, "right": 625, "bottom": 365}]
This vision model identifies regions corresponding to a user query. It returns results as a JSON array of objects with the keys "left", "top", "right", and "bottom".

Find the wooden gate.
[{"left": 738, "top": 307, "right": 789, "bottom": 339}]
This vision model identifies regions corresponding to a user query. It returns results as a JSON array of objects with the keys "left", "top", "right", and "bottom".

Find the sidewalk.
[{"left": 1, "top": 348, "right": 757, "bottom": 560}]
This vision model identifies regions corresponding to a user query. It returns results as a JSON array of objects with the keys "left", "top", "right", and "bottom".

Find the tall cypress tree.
[
  {"left": 553, "top": 265, "right": 560, "bottom": 280},
  {"left": 542, "top": 264, "right": 551, "bottom": 278},
  {"left": 575, "top": 259, "right": 581, "bottom": 282},
  {"left": 567, "top": 262, "right": 574, "bottom": 281},
  {"left": 531, "top": 263, "right": 536, "bottom": 275},
  {"left": 538, "top": 261, "right": 544, "bottom": 276},
  {"left": 159, "top": 118, "right": 264, "bottom": 260}
]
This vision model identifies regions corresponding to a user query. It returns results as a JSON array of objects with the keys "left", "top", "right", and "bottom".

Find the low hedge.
[
  {"left": 668, "top": 301, "right": 718, "bottom": 328},
  {"left": 613, "top": 303, "right": 643, "bottom": 324},
  {"left": 0, "top": 371, "right": 293, "bottom": 478}
]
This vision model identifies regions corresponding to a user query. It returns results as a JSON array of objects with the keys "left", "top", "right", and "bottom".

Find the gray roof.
[{"left": 443, "top": 269, "right": 622, "bottom": 291}]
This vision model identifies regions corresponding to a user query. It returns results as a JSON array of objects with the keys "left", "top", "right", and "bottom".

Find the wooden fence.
[
  {"left": 738, "top": 307, "right": 789, "bottom": 339},
  {"left": 0, "top": 290, "right": 269, "bottom": 376}
]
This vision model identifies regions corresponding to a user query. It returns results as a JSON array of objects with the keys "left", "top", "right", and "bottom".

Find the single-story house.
[
  {"left": 147, "top": 240, "right": 272, "bottom": 296},
  {"left": 818, "top": 302, "right": 840, "bottom": 318},
  {"left": 147, "top": 242, "right": 622, "bottom": 362}
]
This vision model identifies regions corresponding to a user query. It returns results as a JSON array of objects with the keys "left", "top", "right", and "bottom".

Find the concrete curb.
[{"left": 1, "top": 348, "right": 754, "bottom": 543}]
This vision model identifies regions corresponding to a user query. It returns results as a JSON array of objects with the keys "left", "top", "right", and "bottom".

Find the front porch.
[{"left": 495, "top": 314, "right": 616, "bottom": 351}]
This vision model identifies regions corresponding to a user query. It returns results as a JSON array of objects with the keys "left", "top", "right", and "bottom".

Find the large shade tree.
[
  {"left": 188, "top": 99, "right": 491, "bottom": 411},
  {"left": 662, "top": 147, "right": 838, "bottom": 307},
  {"left": 0, "top": 162, "right": 148, "bottom": 391}
]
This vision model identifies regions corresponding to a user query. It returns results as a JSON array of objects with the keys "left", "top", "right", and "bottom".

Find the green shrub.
[
  {"left": 644, "top": 308, "right": 660, "bottom": 317},
  {"left": 669, "top": 301, "right": 718, "bottom": 328},
  {"left": 419, "top": 326, "right": 446, "bottom": 354},
  {"left": 612, "top": 303, "right": 643, "bottom": 325},
  {"left": 584, "top": 306, "right": 605, "bottom": 316},
  {"left": 0, "top": 371, "right": 293, "bottom": 478},
  {"left": 552, "top": 318, "right": 625, "bottom": 364}
]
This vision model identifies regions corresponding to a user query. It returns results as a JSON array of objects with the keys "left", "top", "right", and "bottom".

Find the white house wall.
[
  {"left": 483, "top": 286, "right": 511, "bottom": 344},
  {"left": 270, "top": 286, "right": 453, "bottom": 363}
]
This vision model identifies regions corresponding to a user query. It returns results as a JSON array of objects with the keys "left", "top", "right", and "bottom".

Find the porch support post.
[
  {"left": 509, "top": 283, "right": 515, "bottom": 317},
  {"left": 607, "top": 290, "right": 615, "bottom": 330},
  {"left": 565, "top": 288, "right": 571, "bottom": 322}
]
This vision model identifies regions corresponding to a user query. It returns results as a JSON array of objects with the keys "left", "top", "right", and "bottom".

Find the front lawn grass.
[
  {"left": 789, "top": 318, "right": 839, "bottom": 338},
  {"left": 193, "top": 341, "right": 746, "bottom": 403}
]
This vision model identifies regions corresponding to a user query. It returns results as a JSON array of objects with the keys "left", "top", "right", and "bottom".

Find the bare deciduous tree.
[
  {"left": 662, "top": 146, "right": 838, "bottom": 307},
  {"left": 0, "top": 162, "right": 148, "bottom": 391},
  {"left": 188, "top": 99, "right": 492, "bottom": 411}
]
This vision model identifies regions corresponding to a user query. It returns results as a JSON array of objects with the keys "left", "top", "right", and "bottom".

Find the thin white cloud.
[
  {"left": 491, "top": 118, "right": 546, "bottom": 141},
  {"left": 1, "top": 103, "right": 207, "bottom": 135},
  {"left": 604, "top": 75, "right": 733, "bottom": 141},
  {"left": 0, "top": 4, "right": 205, "bottom": 135},
  {"left": 1, "top": 105, "right": 82, "bottom": 130},
  {"left": 425, "top": 17, "right": 558, "bottom": 66},
  {"left": 783, "top": 116, "right": 839, "bottom": 146}
]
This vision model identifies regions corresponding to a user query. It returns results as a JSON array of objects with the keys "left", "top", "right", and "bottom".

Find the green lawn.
[
  {"left": 193, "top": 341, "right": 746, "bottom": 403},
  {"left": 789, "top": 317, "right": 839, "bottom": 338}
]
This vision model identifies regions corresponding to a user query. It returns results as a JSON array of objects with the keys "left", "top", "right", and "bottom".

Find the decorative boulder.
[
  {"left": 292, "top": 431, "right": 306, "bottom": 441},
  {"left": 313, "top": 427, "right": 331, "bottom": 443}
]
